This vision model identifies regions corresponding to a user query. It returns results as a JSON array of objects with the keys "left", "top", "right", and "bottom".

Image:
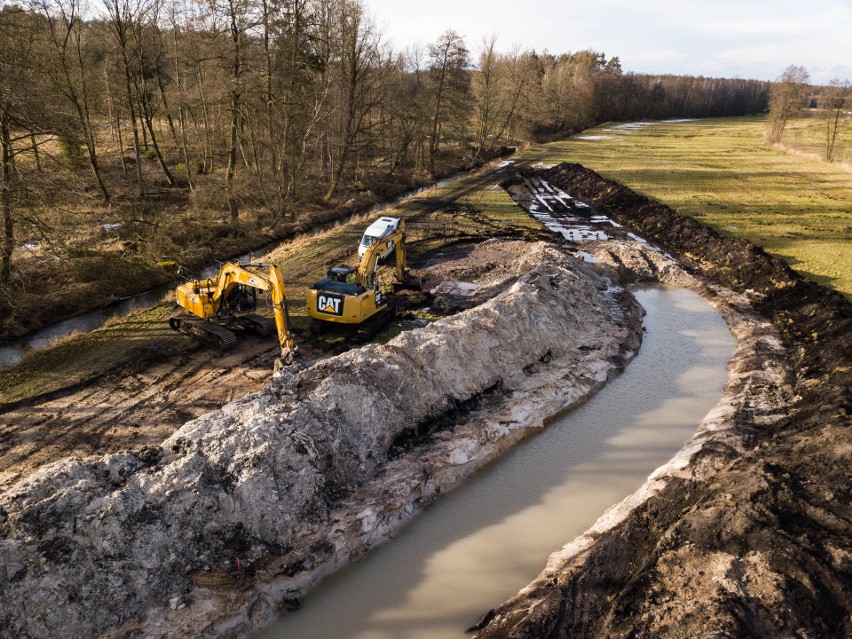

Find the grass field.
[{"left": 526, "top": 115, "right": 852, "bottom": 298}]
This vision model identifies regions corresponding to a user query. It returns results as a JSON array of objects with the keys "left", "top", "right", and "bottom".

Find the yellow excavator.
[
  {"left": 306, "top": 222, "right": 416, "bottom": 337},
  {"left": 169, "top": 261, "right": 298, "bottom": 368}
]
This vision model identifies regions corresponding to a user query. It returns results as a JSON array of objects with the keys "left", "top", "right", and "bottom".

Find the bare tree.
[
  {"left": 206, "top": 0, "right": 261, "bottom": 236},
  {"left": 383, "top": 46, "right": 426, "bottom": 174},
  {"left": 427, "top": 29, "right": 469, "bottom": 173},
  {"left": 490, "top": 45, "right": 535, "bottom": 146},
  {"left": 472, "top": 39, "right": 538, "bottom": 157},
  {"left": 323, "top": 0, "right": 383, "bottom": 201},
  {"left": 127, "top": 4, "right": 176, "bottom": 186},
  {"left": 820, "top": 79, "right": 849, "bottom": 162},
  {"left": 102, "top": 0, "right": 146, "bottom": 196},
  {"left": 472, "top": 34, "right": 500, "bottom": 159},
  {"left": 0, "top": 102, "right": 15, "bottom": 284},
  {"left": 766, "top": 64, "right": 810, "bottom": 144},
  {"left": 33, "top": 0, "right": 112, "bottom": 204},
  {"left": 0, "top": 5, "right": 41, "bottom": 282}
]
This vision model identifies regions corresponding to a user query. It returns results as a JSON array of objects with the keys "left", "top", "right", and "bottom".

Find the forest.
[{"left": 0, "top": 0, "right": 770, "bottom": 338}]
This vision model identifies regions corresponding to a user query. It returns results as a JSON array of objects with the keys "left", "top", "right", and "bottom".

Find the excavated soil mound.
[
  {"left": 473, "top": 164, "right": 851, "bottom": 639},
  {"left": 0, "top": 241, "right": 643, "bottom": 639}
]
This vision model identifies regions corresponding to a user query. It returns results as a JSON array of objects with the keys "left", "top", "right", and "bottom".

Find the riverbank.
[{"left": 472, "top": 163, "right": 851, "bottom": 638}]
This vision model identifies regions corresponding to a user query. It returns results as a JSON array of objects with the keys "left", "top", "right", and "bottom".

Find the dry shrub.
[{"left": 188, "top": 173, "right": 229, "bottom": 212}]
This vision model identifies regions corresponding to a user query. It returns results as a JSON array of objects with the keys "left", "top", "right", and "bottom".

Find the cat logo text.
[{"left": 317, "top": 293, "right": 344, "bottom": 316}]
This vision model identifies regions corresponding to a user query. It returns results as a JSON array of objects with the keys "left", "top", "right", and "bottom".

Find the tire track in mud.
[{"left": 0, "top": 338, "right": 282, "bottom": 488}]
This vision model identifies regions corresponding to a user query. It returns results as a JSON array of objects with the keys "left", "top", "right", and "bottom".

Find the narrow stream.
[
  {"left": 0, "top": 173, "right": 473, "bottom": 371},
  {"left": 255, "top": 286, "right": 735, "bottom": 639},
  {"left": 0, "top": 243, "right": 272, "bottom": 370}
]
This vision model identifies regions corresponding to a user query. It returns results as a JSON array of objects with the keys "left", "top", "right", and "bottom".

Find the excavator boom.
[{"left": 356, "top": 222, "right": 408, "bottom": 288}]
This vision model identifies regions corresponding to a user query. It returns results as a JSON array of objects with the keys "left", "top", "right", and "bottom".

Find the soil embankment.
[
  {"left": 0, "top": 241, "right": 643, "bottom": 638},
  {"left": 472, "top": 164, "right": 851, "bottom": 639}
]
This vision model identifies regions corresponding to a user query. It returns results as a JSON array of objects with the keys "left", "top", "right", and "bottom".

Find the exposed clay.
[
  {"left": 473, "top": 164, "right": 851, "bottom": 639},
  {"left": 0, "top": 241, "right": 643, "bottom": 638}
]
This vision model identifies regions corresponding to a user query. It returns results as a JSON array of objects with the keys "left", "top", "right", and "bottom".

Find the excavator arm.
[
  {"left": 265, "top": 264, "right": 298, "bottom": 368},
  {"left": 356, "top": 222, "right": 408, "bottom": 289},
  {"left": 306, "top": 221, "right": 415, "bottom": 329}
]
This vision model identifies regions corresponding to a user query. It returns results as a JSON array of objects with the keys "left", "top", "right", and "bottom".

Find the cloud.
[
  {"left": 630, "top": 48, "right": 690, "bottom": 67},
  {"left": 362, "top": 0, "right": 852, "bottom": 82}
]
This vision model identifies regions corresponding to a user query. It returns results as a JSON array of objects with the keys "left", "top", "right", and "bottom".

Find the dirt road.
[{"left": 0, "top": 336, "right": 289, "bottom": 488}]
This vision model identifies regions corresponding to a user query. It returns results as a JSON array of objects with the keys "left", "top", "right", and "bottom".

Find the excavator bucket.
[{"left": 274, "top": 345, "right": 299, "bottom": 371}]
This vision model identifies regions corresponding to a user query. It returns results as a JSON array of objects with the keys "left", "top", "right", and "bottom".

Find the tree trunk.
[
  {"left": 226, "top": 2, "right": 242, "bottom": 237},
  {"left": 157, "top": 72, "right": 179, "bottom": 153},
  {"left": 138, "top": 86, "right": 176, "bottom": 186},
  {"left": 1, "top": 107, "right": 14, "bottom": 283},
  {"left": 109, "top": 14, "right": 145, "bottom": 197},
  {"left": 133, "top": 33, "right": 175, "bottom": 187},
  {"left": 169, "top": 26, "right": 193, "bottom": 189},
  {"left": 30, "top": 133, "right": 41, "bottom": 172},
  {"left": 72, "top": 40, "right": 110, "bottom": 205},
  {"left": 197, "top": 64, "right": 214, "bottom": 173},
  {"left": 105, "top": 66, "right": 128, "bottom": 179},
  {"left": 125, "top": 72, "right": 145, "bottom": 196}
]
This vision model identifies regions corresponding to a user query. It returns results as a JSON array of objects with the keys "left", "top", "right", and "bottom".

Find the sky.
[{"left": 360, "top": 0, "right": 852, "bottom": 84}]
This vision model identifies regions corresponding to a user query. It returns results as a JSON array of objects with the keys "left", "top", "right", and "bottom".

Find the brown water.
[{"left": 256, "top": 286, "right": 735, "bottom": 639}]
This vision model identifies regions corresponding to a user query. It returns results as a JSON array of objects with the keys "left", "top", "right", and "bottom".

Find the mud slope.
[
  {"left": 0, "top": 242, "right": 643, "bottom": 639},
  {"left": 474, "top": 164, "right": 851, "bottom": 639}
]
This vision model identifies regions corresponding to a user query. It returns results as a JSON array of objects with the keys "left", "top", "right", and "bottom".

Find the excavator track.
[
  {"left": 169, "top": 316, "right": 238, "bottom": 350},
  {"left": 355, "top": 307, "right": 396, "bottom": 341},
  {"left": 240, "top": 313, "right": 276, "bottom": 337}
]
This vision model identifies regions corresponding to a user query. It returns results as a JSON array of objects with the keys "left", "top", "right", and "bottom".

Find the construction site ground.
[{"left": 0, "top": 159, "right": 547, "bottom": 488}]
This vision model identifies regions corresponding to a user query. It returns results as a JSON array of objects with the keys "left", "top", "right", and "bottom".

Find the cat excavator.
[
  {"left": 306, "top": 221, "right": 417, "bottom": 338},
  {"left": 169, "top": 261, "right": 298, "bottom": 368}
]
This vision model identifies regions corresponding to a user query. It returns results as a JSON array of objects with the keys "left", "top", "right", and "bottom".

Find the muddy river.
[{"left": 254, "top": 285, "right": 735, "bottom": 638}]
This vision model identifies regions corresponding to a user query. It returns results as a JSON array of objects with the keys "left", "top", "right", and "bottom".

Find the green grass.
[
  {"left": 0, "top": 304, "right": 186, "bottom": 406},
  {"left": 525, "top": 115, "right": 852, "bottom": 298}
]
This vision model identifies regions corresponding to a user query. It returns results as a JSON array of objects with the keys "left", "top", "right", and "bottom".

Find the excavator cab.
[
  {"left": 225, "top": 284, "right": 258, "bottom": 314},
  {"left": 327, "top": 266, "right": 358, "bottom": 285}
]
